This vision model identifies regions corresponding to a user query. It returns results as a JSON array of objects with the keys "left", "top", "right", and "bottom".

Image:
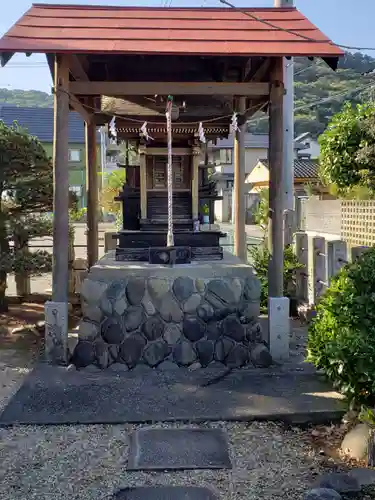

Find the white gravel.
[{"left": 0, "top": 421, "right": 329, "bottom": 500}]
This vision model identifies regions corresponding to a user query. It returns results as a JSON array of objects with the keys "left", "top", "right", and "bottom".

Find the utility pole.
[{"left": 274, "top": 0, "right": 295, "bottom": 246}]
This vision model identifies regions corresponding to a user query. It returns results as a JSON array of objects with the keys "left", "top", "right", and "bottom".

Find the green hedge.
[{"left": 308, "top": 247, "right": 375, "bottom": 405}]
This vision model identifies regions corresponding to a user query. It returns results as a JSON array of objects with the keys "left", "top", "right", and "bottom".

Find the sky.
[{"left": 0, "top": 0, "right": 374, "bottom": 93}]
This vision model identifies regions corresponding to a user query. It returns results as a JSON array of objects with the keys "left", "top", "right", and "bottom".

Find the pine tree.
[{"left": 0, "top": 121, "right": 53, "bottom": 311}]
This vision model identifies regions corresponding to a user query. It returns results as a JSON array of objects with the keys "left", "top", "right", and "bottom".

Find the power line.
[
  {"left": 2, "top": 65, "right": 47, "bottom": 69},
  {"left": 218, "top": 0, "right": 375, "bottom": 53}
]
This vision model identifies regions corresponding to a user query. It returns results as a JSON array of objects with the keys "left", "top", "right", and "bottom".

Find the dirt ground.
[{"left": 0, "top": 302, "right": 81, "bottom": 412}]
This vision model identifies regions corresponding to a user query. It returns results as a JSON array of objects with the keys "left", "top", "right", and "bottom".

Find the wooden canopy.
[{"left": 0, "top": 4, "right": 343, "bottom": 127}]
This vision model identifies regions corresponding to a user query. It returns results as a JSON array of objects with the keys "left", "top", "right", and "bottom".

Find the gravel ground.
[
  {"left": 0, "top": 421, "right": 330, "bottom": 500},
  {"left": 0, "top": 321, "right": 335, "bottom": 500}
]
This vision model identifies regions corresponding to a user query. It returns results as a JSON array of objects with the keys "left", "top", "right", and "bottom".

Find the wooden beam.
[
  {"left": 95, "top": 113, "right": 231, "bottom": 126},
  {"left": 69, "top": 95, "right": 93, "bottom": 124},
  {"left": 68, "top": 54, "right": 89, "bottom": 81},
  {"left": 268, "top": 57, "right": 285, "bottom": 297},
  {"left": 233, "top": 97, "right": 247, "bottom": 262},
  {"left": 249, "top": 58, "right": 271, "bottom": 82},
  {"left": 85, "top": 108, "right": 99, "bottom": 268},
  {"left": 243, "top": 58, "right": 253, "bottom": 81},
  {"left": 0, "top": 52, "right": 14, "bottom": 67},
  {"left": 146, "top": 147, "right": 191, "bottom": 156},
  {"left": 70, "top": 81, "right": 270, "bottom": 97}
]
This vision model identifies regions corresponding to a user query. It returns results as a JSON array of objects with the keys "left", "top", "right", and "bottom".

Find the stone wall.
[
  {"left": 303, "top": 197, "right": 342, "bottom": 238},
  {"left": 72, "top": 252, "right": 269, "bottom": 371}
]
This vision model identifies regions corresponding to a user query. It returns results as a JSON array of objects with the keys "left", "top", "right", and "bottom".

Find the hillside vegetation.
[
  {"left": 250, "top": 51, "right": 375, "bottom": 137},
  {"left": 1, "top": 52, "right": 375, "bottom": 138},
  {"left": 0, "top": 88, "right": 53, "bottom": 107}
]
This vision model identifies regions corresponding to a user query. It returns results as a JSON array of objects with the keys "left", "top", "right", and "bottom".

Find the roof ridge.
[{"left": 32, "top": 3, "right": 297, "bottom": 12}]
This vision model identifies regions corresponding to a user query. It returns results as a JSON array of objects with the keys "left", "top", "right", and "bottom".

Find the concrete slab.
[
  {"left": 90, "top": 250, "right": 254, "bottom": 281},
  {"left": 127, "top": 428, "right": 231, "bottom": 470},
  {"left": 0, "top": 364, "right": 345, "bottom": 426},
  {"left": 113, "top": 486, "right": 219, "bottom": 500}
]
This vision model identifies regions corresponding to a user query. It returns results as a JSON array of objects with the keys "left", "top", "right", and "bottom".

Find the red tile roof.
[{"left": 0, "top": 4, "right": 343, "bottom": 58}]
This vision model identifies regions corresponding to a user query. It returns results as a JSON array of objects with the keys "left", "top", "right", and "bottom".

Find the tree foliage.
[
  {"left": 0, "top": 120, "right": 53, "bottom": 309},
  {"left": 252, "top": 188, "right": 269, "bottom": 235},
  {"left": 99, "top": 169, "right": 126, "bottom": 229},
  {"left": 249, "top": 244, "right": 304, "bottom": 313},
  {"left": 319, "top": 102, "right": 375, "bottom": 195}
]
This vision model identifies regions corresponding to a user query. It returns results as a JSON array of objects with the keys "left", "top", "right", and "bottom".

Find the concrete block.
[
  {"left": 45, "top": 301, "right": 69, "bottom": 365},
  {"left": 268, "top": 296, "right": 290, "bottom": 361}
]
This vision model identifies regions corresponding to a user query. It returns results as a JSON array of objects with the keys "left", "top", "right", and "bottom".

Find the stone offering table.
[{"left": 72, "top": 251, "right": 269, "bottom": 370}]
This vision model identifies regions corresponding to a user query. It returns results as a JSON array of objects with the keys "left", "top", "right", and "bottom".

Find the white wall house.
[
  {"left": 295, "top": 132, "right": 320, "bottom": 160},
  {"left": 212, "top": 133, "right": 303, "bottom": 222}
]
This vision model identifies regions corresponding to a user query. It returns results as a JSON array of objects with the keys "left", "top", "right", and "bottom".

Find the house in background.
[
  {"left": 209, "top": 133, "right": 309, "bottom": 194},
  {"left": 295, "top": 132, "right": 320, "bottom": 159},
  {"left": 0, "top": 105, "right": 101, "bottom": 208},
  {"left": 246, "top": 158, "right": 320, "bottom": 197}
]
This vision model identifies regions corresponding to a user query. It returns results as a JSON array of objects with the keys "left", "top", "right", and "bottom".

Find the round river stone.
[
  {"left": 183, "top": 315, "right": 206, "bottom": 342},
  {"left": 101, "top": 317, "right": 124, "bottom": 345},
  {"left": 173, "top": 276, "right": 194, "bottom": 302},
  {"left": 196, "top": 339, "right": 214, "bottom": 367},
  {"left": 122, "top": 306, "right": 145, "bottom": 332},
  {"left": 222, "top": 314, "right": 245, "bottom": 342},
  {"left": 143, "top": 340, "right": 170, "bottom": 367},
  {"left": 72, "top": 340, "right": 96, "bottom": 368},
  {"left": 119, "top": 332, "right": 147, "bottom": 368},
  {"left": 142, "top": 316, "right": 164, "bottom": 341},
  {"left": 126, "top": 277, "right": 146, "bottom": 306}
]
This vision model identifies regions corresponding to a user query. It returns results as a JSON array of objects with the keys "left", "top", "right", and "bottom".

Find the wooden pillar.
[
  {"left": 85, "top": 113, "right": 98, "bottom": 268},
  {"left": 191, "top": 144, "right": 200, "bottom": 220},
  {"left": 46, "top": 54, "right": 70, "bottom": 365},
  {"left": 139, "top": 144, "right": 147, "bottom": 220},
  {"left": 268, "top": 58, "right": 285, "bottom": 297},
  {"left": 234, "top": 96, "right": 247, "bottom": 261},
  {"left": 52, "top": 55, "right": 70, "bottom": 302}
]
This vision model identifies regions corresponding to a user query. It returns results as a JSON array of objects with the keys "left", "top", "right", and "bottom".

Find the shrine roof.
[{"left": 0, "top": 4, "right": 343, "bottom": 60}]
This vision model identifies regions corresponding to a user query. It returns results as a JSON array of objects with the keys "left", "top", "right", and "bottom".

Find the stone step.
[
  {"left": 127, "top": 428, "right": 232, "bottom": 471},
  {"left": 113, "top": 486, "right": 219, "bottom": 499}
]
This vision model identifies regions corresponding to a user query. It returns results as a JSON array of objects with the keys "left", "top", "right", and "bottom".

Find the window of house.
[
  {"left": 226, "top": 180, "right": 234, "bottom": 189},
  {"left": 68, "top": 149, "right": 81, "bottom": 162},
  {"left": 69, "top": 185, "right": 82, "bottom": 196},
  {"left": 219, "top": 148, "right": 232, "bottom": 164}
]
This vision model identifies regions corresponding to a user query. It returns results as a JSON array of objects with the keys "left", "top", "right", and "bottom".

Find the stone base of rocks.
[{"left": 71, "top": 251, "right": 269, "bottom": 371}]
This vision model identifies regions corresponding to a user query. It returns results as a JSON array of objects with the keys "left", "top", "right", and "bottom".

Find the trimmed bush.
[
  {"left": 308, "top": 247, "right": 375, "bottom": 406},
  {"left": 249, "top": 244, "right": 303, "bottom": 313}
]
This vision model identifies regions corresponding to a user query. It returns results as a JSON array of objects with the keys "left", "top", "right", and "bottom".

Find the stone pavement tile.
[
  {"left": 114, "top": 486, "right": 219, "bottom": 500},
  {"left": 127, "top": 428, "right": 232, "bottom": 471},
  {"left": 0, "top": 364, "right": 345, "bottom": 426}
]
